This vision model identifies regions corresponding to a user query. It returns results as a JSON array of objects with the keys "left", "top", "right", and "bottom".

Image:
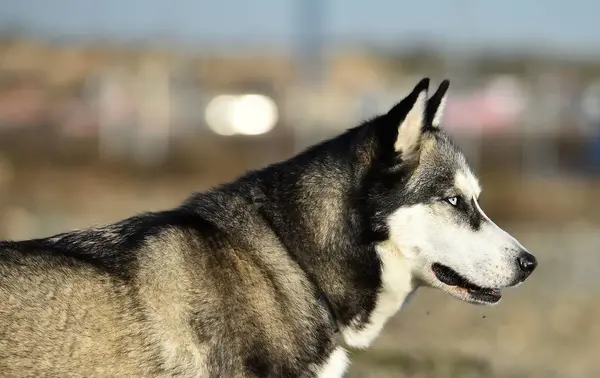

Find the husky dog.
[{"left": 0, "top": 78, "right": 537, "bottom": 377}]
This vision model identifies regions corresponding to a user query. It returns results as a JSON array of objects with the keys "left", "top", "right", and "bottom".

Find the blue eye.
[{"left": 445, "top": 197, "right": 458, "bottom": 206}]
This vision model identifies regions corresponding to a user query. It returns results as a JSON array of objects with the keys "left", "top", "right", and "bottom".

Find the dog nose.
[{"left": 517, "top": 251, "right": 537, "bottom": 275}]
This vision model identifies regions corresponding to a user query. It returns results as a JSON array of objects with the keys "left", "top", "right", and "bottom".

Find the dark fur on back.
[{"left": 0, "top": 81, "right": 457, "bottom": 377}]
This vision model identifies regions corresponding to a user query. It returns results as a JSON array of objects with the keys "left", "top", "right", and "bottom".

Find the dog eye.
[{"left": 445, "top": 197, "right": 459, "bottom": 206}]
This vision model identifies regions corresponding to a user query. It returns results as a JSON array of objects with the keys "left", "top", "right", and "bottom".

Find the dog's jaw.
[{"left": 340, "top": 243, "right": 417, "bottom": 349}]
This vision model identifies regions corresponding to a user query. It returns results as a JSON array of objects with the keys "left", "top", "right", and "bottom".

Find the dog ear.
[
  {"left": 387, "top": 78, "right": 429, "bottom": 160},
  {"left": 426, "top": 79, "right": 450, "bottom": 129}
]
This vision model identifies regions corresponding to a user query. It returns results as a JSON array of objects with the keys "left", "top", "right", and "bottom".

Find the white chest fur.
[
  {"left": 341, "top": 243, "right": 416, "bottom": 349},
  {"left": 316, "top": 347, "right": 349, "bottom": 378}
]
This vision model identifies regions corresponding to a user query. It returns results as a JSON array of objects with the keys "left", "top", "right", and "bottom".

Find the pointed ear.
[
  {"left": 426, "top": 79, "right": 450, "bottom": 129},
  {"left": 387, "top": 78, "right": 429, "bottom": 160}
]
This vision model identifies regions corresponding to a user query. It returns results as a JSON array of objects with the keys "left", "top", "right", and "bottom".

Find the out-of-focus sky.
[{"left": 1, "top": 0, "right": 598, "bottom": 55}]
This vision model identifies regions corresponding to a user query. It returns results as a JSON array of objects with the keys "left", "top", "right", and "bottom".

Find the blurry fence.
[{"left": 2, "top": 41, "right": 600, "bottom": 176}]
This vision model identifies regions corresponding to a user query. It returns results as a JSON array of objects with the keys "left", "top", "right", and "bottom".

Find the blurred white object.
[
  {"left": 205, "top": 94, "right": 278, "bottom": 136},
  {"left": 205, "top": 95, "right": 238, "bottom": 136}
]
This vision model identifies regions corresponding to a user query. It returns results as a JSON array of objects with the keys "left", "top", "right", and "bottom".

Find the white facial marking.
[
  {"left": 472, "top": 196, "right": 491, "bottom": 222},
  {"left": 383, "top": 177, "right": 526, "bottom": 305},
  {"left": 394, "top": 91, "right": 427, "bottom": 159},
  {"left": 341, "top": 242, "right": 416, "bottom": 349},
  {"left": 316, "top": 347, "right": 349, "bottom": 378},
  {"left": 454, "top": 170, "right": 481, "bottom": 199}
]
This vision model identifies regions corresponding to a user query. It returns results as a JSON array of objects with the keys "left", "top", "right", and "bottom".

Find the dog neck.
[
  {"left": 243, "top": 130, "right": 419, "bottom": 349},
  {"left": 341, "top": 242, "right": 418, "bottom": 348}
]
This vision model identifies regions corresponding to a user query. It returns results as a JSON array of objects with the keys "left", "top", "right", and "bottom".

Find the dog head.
[{"left": 363, "top": 78, "right": 537, "bottom": 306}]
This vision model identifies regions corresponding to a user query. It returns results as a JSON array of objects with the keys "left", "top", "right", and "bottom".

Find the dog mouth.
[{"left": 431, "top": 263, "right": 501, "bottom": 304}]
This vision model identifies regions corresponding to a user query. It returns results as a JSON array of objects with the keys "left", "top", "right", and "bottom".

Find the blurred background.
[{"left": 0, "top": 0, "right": 599, "bottom": 377}]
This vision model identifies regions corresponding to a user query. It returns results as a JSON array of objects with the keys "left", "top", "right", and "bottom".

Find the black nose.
[{"left": 517, "top": 252, "right": 538, "bottom": 275}]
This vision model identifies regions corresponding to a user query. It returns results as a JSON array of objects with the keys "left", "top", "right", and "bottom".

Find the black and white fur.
[{"left": 0, "top": 79, "right": 537, "bottom": 377}]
